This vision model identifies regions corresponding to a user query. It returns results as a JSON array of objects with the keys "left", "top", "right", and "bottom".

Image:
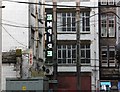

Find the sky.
[{"left": 2, "top": 0, "right": 29, "bottom": 52}]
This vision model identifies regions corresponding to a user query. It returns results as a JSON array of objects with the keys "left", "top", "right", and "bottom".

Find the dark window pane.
[
  {"left": 72, "top": 50, "right": 76, "bottom": 58},
  {"left": 63, "top": 59, "right": 66, "bottom": 63},
  {"left": 86, "top": 50, "right": 90, "bottom": 58},
  {"left": 72, "top": 28, "right": 76, "bottom": 31},
  {"left": 72, "top": 18, "right": 75, "bottom": 26},
  {"left": 68, "top": 59, "right": 71, "bottom": 63},
  {"left": 102, "top": 51, "right": 107, "bottom": 60},
  {"left": 81, "top": 59, "right": 85, "bottom": 63},
  {"left": 68, "top": 50, "right": 71, "bottom": 58},
  {"left": 63, "top": 18, "right": 66, "bottom": 26},
  {"left": 62, "top": 13, "right": 66, "bottom": 17},
  {"left": 58, "top": 50, "right": 61, "bottom": 58},
  {"left": 63, "top": 50, "right": 66, "bottom": 58},
  {"left": 81, "top": 50, "right": 85, "bottom": 58},
  {"left": 58, "top": 59, "right": 61, "bottom": 63},
  {"left": 81, "top": 45, "right": 85, "bottom": 48},
  {"left": 109, "top": 51, "right": 115, "bottom": 60}
]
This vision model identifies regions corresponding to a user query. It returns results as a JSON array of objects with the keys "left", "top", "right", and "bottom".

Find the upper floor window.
[
  {"left": 57, "top": 12, "right": 76, "bottom": 32},
  {"left": 101, "top": 0, "right": 107, "bottom": 5},
  {"left": 57, "top": 11, "right": 90, "bottom": 33},
  {"left": 100, "top": 0, "right": 115, "bottom": 5},
  {"left": 101, "top": 14, "right": 115, "bottom": 37},
  {"left": 80, "top": 11, "right": 90, "bottom": 32}
]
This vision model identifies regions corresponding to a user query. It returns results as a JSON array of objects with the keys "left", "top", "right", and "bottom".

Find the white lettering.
[
  {"left": 47, "top": 14, "right": 52, "bottom": 20},
  {"left": 47, "top": 44, "right": 52, "bottom": 49},
  {"left": 47, "top": 51, "right": 52, "bottom": 57},
  {"left": 47, "top": 22, "right": 52, "bottom": 27},
  {"left": 48, "top": 29, "right": 52, "bottom": 34}
]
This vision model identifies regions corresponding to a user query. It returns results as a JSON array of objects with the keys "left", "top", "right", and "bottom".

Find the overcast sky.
[{"left": 2, "top": 0, "right": 29, "bottom": 52}]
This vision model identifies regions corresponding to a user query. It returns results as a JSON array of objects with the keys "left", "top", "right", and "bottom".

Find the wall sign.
[{"left": 45, "top": 12, "right": 53, "bottom": 59}]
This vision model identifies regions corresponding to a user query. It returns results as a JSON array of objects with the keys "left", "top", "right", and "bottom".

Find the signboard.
[
  {"left": 45, "top": 11, "right": 53, "bottom": 61},
  {"left": 29, "top": 49, "right": 33, "bottom": 66},
  {"left": 100, "top": 81, "right": 111, "bottom": 91}
]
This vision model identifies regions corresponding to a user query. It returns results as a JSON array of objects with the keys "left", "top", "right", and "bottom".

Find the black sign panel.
[{"left": 45, "top": 11, "right": 53, "bottom": 59}]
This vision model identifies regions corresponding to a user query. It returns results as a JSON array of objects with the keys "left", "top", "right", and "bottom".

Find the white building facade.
[{"left": 45, "top": 0, "right": 99, "bottom": 91}]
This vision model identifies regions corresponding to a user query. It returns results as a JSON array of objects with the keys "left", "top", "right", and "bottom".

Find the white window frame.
[
  {"left": 109, "top": 46, "right": 115, "bottom": 67},
  {"left": 57, "top": 12, "right": 76, "bottom": 32},
  {"left": 80, "top": 44, "right": 91, "bottom": 65},
  {"left": 101, "top": 46, "right": 108, "bottom": 67},
  {"left": 101, "top": 15, "right": 107, "bottom": 37},
  {"left": 57, "top": 45, "right": 76, "bottom": 64},
  {"left": 100, "top": 0, "right": 107, "bottom": 5},
  {"left": 108, "top": 0, "right": 114, "bottom": 5},
  {"left": 80, "top": 11, "right": 90, "bottom": 33},
  {"left": 101, "top": 46, "right": 116, "bottom": 67},
  {"left": 101, "top": 14, "right": 115, "bottom": 37}
]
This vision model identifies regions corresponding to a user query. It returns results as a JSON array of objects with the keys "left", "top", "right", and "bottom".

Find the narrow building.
[
  {"left": 45, "top": 0, "right": 99, "bottom": 91},
  {"left": 99, "top": 0, "right": 119, "bottom": 91}
]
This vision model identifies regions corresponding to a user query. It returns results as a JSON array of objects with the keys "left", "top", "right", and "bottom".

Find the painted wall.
[{"left": 45, "top": 0, "right": 99, "bottom": 91}]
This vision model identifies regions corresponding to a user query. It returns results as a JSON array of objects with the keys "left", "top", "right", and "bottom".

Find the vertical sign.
[
  {"left": 29, "top": 49, "right": 33, "bottom": 66},
  {"left": 45, "top": 11, "right": 53, "bottom": 61}
]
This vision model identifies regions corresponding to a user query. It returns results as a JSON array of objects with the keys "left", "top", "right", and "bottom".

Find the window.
[
  {"left": 57, "top": 43, "right": 91, "bottom": 65},
  {"left": 100, "top": 0, "right": 115, "bottom": 5},
  {"left": 57, "top": 45, "right": 76, "bottom": 64},
  {"left": 101, "top": 46, "right": 108, "bottom": 67},
  {"left": 108, "top": 0, "right": 114, "bottom": 5},
  {"left": 100, "top": 0, "right": 107, "bottom": 5},
  {"left": 57, "top": 12, "right": 76, "bottom": 32},
  {"left": 80, "top": 11, "right": 90, "bottom": 32},
  {"left": 81, "top": 44, "right": 90, "bottom": 65},
  {"left": 101, "top": 15, "right": 107, "bottom": 37},
  {"left": 101, "top": 46, "right": 115, "bottom": 67},
  {"left": 101, "top": 14, "right": 115, "bottom": 37}
]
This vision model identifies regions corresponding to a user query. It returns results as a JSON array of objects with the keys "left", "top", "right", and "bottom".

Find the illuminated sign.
[{"left": 45, "top": 12, "right": 53, "bottom": 58}]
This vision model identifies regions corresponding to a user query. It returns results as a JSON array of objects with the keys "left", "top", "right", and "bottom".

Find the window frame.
[
  {"left": 57, "top": 12, "right": 76, "bottom": 32},
  {"left": 101, "top": 46, "right": 116, "bottom": 67},
  {"left": 101, "top": 14, "right": 116, "bottom": 38},
  {"left": 80, "top": 11, "right": 90, "bottom": 33}
]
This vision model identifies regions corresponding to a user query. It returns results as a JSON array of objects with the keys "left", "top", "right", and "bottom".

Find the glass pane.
[
  {"left": 86, "top": 50, "right": 90, "bottom": 58},
  {"left": 72, "top": 59, "right": 76, "bottom": 63},
  {"left": 63, "top": 18, "right": 66, "bottom": 26},
  {"left": 102, "top": 51, "right": 107, "bottom": 60},
  {"left": 72, "top": 50, "right": 76, "bottom": 58},
  {"left": 86, "top": 59, "right": 90, "bottom": 63},
  {"left": 68, "top": 50, "right": 71, "bottom": 58},
  {"left": 62, "top": 13, "right": 66, "bottom": 17},
  {"left": 81, "top": 45, "right": 85, "bottom": 48},
  {"left": 63, "top": 50, "right": 66, "bottom": 58},
  {"left": 72, "top": 28, "right": 76, "bottom": 31},
  {"left": 81, "top": 50, "right": 85, "bottom": 58},
  {"left": 68, "top": 59, "right": 71, "bottom": 63},
  {"left": 57, "top": 45, "right": 61, "bottom": 49},
  {"left": 58, "top": 59, "right": 61, "bottom": 63},
  {"left": 63, "top": 59, "right": 66, "bottom": 63},
  {"left": 109, "top": 51, "right": 115, "bottom": 60},
  {"left": 72, "top": 18, "right": 75, "bottom": 26},
  {"left": 81, "top": 59, "right": 85, "bottom": 63},
  {"left": 58, "top": 50, "right": 61, "bottom": 58}
]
